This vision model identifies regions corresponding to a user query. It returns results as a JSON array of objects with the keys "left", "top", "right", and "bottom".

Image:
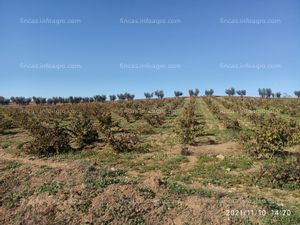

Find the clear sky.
[{"left": 0, "top": 0, "right": 299, "bottom": 98}]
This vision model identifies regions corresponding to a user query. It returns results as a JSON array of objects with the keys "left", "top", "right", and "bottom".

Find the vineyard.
[{"left": 0, "top": 96, "right": 300, "bottom": 225}]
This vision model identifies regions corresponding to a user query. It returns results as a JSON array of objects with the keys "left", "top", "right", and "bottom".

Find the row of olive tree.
[
  {"left": 258, "top": 88, "right": 284, "bottom": 98},
  {"left": 0, "top": 93, "right": 134, "bottom": 105},
  {"left": 144, "top": 90, "right": 164, "bottom": 99},
  {"left": 224, "top": 88, "right": 246, "bottom": 97},
  {"left": 1, "top": 89, "right": 300, "bottom": 105},
  {"left": 147, "top": 89, "right": 208, "bottom": 98},
  {"left": 225, "top": 88, "right": 288, "bottom": 98}
]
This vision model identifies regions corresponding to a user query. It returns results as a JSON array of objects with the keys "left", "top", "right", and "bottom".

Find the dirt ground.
[{"left": 1, "top": 143, "right": 297, "bottom": 225}]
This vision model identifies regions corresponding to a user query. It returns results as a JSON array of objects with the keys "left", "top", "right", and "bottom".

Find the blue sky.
[{"left": 0, "top": 0, "right": 299, "bottom": 98}]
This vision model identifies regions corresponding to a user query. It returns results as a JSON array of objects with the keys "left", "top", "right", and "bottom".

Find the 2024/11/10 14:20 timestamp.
[{"left": 226, "top": 209, "right": 292, "bottom": 217}]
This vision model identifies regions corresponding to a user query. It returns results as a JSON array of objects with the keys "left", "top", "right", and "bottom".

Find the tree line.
[{"left": 1, "top": 89, "right": 300, "bottom": 105}]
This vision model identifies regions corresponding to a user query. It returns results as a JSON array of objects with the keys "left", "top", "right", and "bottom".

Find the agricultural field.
[{"left": 0, "top": 96, "right": 299, "bottom": 225}]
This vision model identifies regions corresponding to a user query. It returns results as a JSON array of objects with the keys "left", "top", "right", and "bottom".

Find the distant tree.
[
  {"left": 41, "top": 98, "right": 47, "bottom": 104},
  {"left": 124, "top": 92, "right": 135, "bottom": 100},
  {"left": 47, "top": 98, "right": 54, "bottom": 104},
  {"left": 82, "top": 97, "right": 90, "bottom": 103},
  {"left": 52, "top": 97, "right": 60, "bottom": 104},
  {"left": 275, "top": 92, "right": 281, "bottom": 98},
  {"left": 58, "top": 97, "right": 63, "bottom": 103},
  {"left": 15, "top": 97, "right": 23, "bottom": 105},
  {"left": 130, "top": 94, "right": 135, "bottom": 100},
  {"left": 53, "top": 97, "right": 59, "bottom": 104},
  {"left": 236, "top": 90, "right": 246, "bottom": 97},
  {"left": 74, "top": 97, "right": 82, "bottom": 103},
  {"left": 259, "top": 88, "right": 266, "bottom": 98},
  {"left": 94, "top": 95, "right": 106, "bottom": 102},
  {"left": 174, "top": 91, "right": 183, "bottom": 97},
  {"left": 100, "top": 95, "right": 106, "bottom": 102},
  {"left": 10, "top": 97, "right": 15, "bottom": 104},
  {"left": 0, "top": 96, "right": 10, "bottom": 105},
  {"left": 26, "top": 98, "right": 32, "bottom": 104},
  {"left": 124, "top": 92, "right": 130, "bottom": 100},
  {"left": 258, "top": 88, "right": 272, "bottom": 98},
  {"left": 16, "top": 97, "right": 23, "bottom": 104},
  {"left": 12, "top": 97, "right": 31, "bottom": 105},
  {"left": 258, "top": 88, "right": 263, "bottom": 98},
  {"left": 205, "top": 89, "right": 214, "bottom": 96},
  {"left": 294, "top": 91, "right": 300, "bottom": 98},
  {"left": 266, "top": 88, "right": 272, "bottom": 98},
  {"left": 144, "top": 92, "right": 153, "bottom": 99},
  {"left": 117, "top": 93, "right": 134, "bottom": 100},
  {"left": 9, "top": 96, "right": 28, "bottom": 105},
  {"left": 225, "top": 88, "right": 235, "bottom": 96},
  {"left": 58, "top": 97, "right": 65, "bottom": 104},
  {"left": 117, "top": 93, "right": 126, "bottom": 100},
  {"left": 109, "top": 95, "right": 116, "bottom": 101},
  {"left": 188, "top": 88, "right": 199, "bottom": 97},
  {"left": 68, "top": 96, "right": 74, "bottom": 104},
  {"left": 32, "top": 96, "right": 46, "bottom": 104},
  {"left": 154, "top": 90, "right": 164, "bottom": 99}
]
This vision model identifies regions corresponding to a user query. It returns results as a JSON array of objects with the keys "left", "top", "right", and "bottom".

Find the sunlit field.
[{"left": 1, "top": 96, "right": 299, "bottom": 224}]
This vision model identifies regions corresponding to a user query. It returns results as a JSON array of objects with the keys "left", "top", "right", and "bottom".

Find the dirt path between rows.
[
  {"left": 197, "top": 98, "right": 224, "bottom": 131},
  {"left": 180, "top": 155, "right": 198, "bottom": 170},
  {"left": 0, "top": 148, "right": 72, "bottom": 169}
]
